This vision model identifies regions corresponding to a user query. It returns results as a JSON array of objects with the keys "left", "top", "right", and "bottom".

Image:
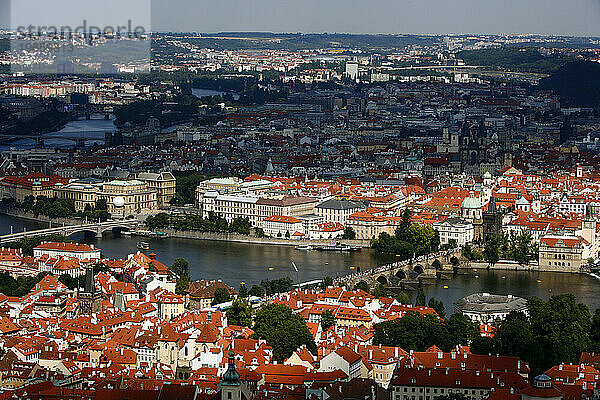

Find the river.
[
  {"left": 0, "top": 116, "right": 117, "bottom": 152},
  {"left": 1, "top": 214, "right": 600, "bottom": 312},
  {"left": 191, "top": 88, "right": 240, "bottom": 100}
]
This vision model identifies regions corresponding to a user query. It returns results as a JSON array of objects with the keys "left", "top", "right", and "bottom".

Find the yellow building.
[
  {"left": 539, "top": 235, "right": 592, "bottom": 273},
  {"left": 54, "top": 179, "right": 159, "bottom": 216},
  {"left": 347, "top": 211, "right": 402, "bottom": 240},
  {"left": 136, "top": 172, "right": 176, "bottom": 207}
]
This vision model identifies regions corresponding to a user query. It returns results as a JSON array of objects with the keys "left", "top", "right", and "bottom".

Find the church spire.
[{"left": 222, "top": 351, "right": 240, "bottom": 386}]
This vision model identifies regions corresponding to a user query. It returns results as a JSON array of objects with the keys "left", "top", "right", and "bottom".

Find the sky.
[
  {"left": 149, "top": 0, "right": 600, "bottom": 36},
  {"left": 1, "top": 0, "right": 599, "bottom": 36}
]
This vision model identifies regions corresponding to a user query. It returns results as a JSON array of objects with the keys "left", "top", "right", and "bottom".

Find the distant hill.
[
  {"left": 457, "top": 47, "right": 571, "bottom": 74},
  {"left": 538, "top": 61, "right": 600, "bottom": 107},
  {"left": 153, "top": 33, "right": 440, "bottom": 51}
]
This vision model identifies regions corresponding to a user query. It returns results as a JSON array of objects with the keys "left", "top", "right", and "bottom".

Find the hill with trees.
[
  {"left": 538, "top": 61, "right": 600, "bottom": 107},
  {"left": 457, "top": 47, "right": 572, "bottom": 74}
]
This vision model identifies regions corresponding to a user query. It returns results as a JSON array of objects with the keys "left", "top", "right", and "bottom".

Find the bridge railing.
[
  {"left": 333, "top": 248, "right": 461, "bottom": 284},
  {"left": 0, "top": 220, "right": 139, "bottom": 243}
]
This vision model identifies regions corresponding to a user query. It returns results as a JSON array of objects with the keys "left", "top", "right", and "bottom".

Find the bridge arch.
[
  {"left": 414, "top": 264, "right": 424, "bottom": 275},
  {"left": 395, "top": 270, "right": 407, "bottom": 280},
  {"left": 450, "top": 256, "right": 460, "bottom": 267},
  {"left": 432, "top": 259, "right": 442, "bottom": 270},
  {"left": 64, "top": 228, "right": 100, "bottom": 237},
  {"left": 376, "top": 275, "right": 388, "bottom": 285},
  {"left": 99, "top": 225, "right": 135, "bottom": 235}
]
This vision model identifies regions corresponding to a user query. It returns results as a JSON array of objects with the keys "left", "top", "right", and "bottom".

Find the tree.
[
  {"left": 22, "top": 195, "right": 35, "bottom": 211},
  {"left": 321, "top": 309, "right": 336, "bottom": 332},
  {"left": 354, "top": 281, "right": 369, "bottom": 293},
  {"left": 238, "top": 283, "right": 248, "bottom": 298},
  {"left": 398, "top": 208, "right": 412, "bottom": 240},
  {"left": 320, "top": 276, "right": 333, "bottom": 290},
  {"left": 463, "top": 244, "right": 473, "bottom": 260},
  {"left": 261, "top": 277, "right": 293, "bottom": 296},
  {"left": 5, "top": 234, "right": 71, "bottom": 256},
  {"left": 253, "top": 304, "right": 317, "bottom": 362},
  {"left": 169, "top": 258, "right": 190, "bottom": 279},
  {"left": 415, "top": 287, "right": 426, "bottom": 306},
  {"left": 342, "top": 227, "right": 356, "bottom": 240},
  {"left": 146, "top": 213, "right": 171, "bottom": 230},
  {"left": 255, "top": 227, "right": 266, "bottom": 238},
  {"left": 229, "top": 217, "right": 251, "bottom": 235},
  {"left": 373, "top": 217, "right": 440, "bottom": 256},
  {"left": 509, "top": 231, "right": 535, "bottom": 266},
  {"left": 406, "top": 224, "right": 439, "bottom": 255},
  {"left": 397, "top": 292, "right": 411, "bottom": 305},
  {"left": 446, "top": 313, "right": 479, "bottom": 345},
  {"left": 374, "top": 311, "right": 480, "bottom": 352},
  {"left": 495, "top": 311, "right": 536, "bottom": 365},
  {"left": 483, "top": 234, "right": 501, "bottom": 266},
  {"left": 227, "top": 298, "right": 252, "bottom": 327},
  {"left": 171, "top": 172, "right": 206, "bottom": 205},
  {"left": 373, "top": 283, "right": 387, "bottom": 298},
  {"left": 169, "top": 258, "right": 191, "bottom": 295},
  {"left": 175, "top": 276, "right": 190, "bottom": 295},
  {"left": 212, "top": 287, "right": 231, "bottom": 305},
  {"left": 248, "top": 284, "right": 265, "bottom": 298},
  {"left": 470, "top": 336, "right": 502, "bottom": 356},
  {"left": 95, "top": 198, "right": 108, "bottom": 211},
  {"left": 0, "top": 271, "right": 50, "bottom": 297},
  {"left": 428, "top": 298, "right": 446, "bottom": 317},
  {"left": 591, "top": 308, "right": 600, "bottom": 348},
  {"left": 527, "top": 294, "right": 591, "bottom": 369},
  {"left": 373, "top": 313, "right": 450, "bottom": 351}
]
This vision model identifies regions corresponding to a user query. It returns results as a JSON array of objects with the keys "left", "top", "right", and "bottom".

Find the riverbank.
[
  {"left": 162, "top": 228, "right": 371, "bottom": 248},
  {"left": 0, "top": 210, "right": 372, "bottom": 248},
  {"left": 0, "top": 208, "right": 81, "bottom": 228},
  {"left": 462, "top": 260, "right": 588, "bottom": 275},
  {"left": 2, "top": 212, "right": 600, "bottom": 309}
]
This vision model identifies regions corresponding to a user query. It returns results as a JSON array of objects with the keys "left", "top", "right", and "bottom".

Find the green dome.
[{"left": 461, "top": 195, "right": 481, "bottom": 209}]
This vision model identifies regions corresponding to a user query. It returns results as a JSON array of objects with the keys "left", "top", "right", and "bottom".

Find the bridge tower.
[{"left": 78, "top": 266, "right": 102, "bottom": 315}]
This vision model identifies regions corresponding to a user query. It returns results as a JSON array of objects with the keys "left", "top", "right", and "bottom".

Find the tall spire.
[
  {"left": 84, "top": 266, "right": 95, "bottom": 294},
  {"left": 488, "top": 196, "right": 497, "bottom": 213},
  {"left": 586, "top": 202, "right": 594, "bottom": 220}
]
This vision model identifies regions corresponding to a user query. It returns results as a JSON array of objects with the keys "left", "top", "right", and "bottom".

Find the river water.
[
  {"left": 2, "top": 214, "right": 600, "bottom": 312},
  {"left": 191, "top": 88, "right": 240, "bottom": 100},
  {"left": 0, "top": 116, "right": 117, "bottom": 152}
]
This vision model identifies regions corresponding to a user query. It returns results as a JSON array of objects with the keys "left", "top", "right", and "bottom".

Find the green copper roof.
[{"left": 222, "top": 351, "right": 240, "bottom": 386}]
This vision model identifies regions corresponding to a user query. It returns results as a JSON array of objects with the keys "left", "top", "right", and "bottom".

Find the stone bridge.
[
  {"left": 0, "top": 220, "right": 140, "bottom": 244},
  {"left": 338, "top": 249, "right": 464, "bottom": 290}
]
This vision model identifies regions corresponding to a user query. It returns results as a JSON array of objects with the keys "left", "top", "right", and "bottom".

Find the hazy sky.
[
  {"left": 2, "top": 0, "right": 599, "bottom": 36},
  {"left": 150, "top": 0, "right": 600, "bottom": 36}
]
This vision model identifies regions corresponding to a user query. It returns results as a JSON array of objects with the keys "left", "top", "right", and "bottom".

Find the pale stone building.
[{"left": 136, "top": 172, "right": 176, "bottom": 207}]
